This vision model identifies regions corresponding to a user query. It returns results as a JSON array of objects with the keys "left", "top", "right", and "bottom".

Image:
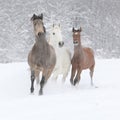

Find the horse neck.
[
  {"left": 35, "top": 34, "right": 50, "bottom": 51},
  {"left": 74, "top": 39, "right": 83, "bottom": 56}
]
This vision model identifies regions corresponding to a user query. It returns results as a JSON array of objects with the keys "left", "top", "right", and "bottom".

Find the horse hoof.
[
  {"left": 70, "top": 79, "right": 74, "bottom": 85},
  {"left": 91, "top": 84, "right": 98, "bottom": 88},
  {"left": 30, "top": 88, "right": 34, "bottom": 93},
  {"left": 74, "top": 79, "right": 78, "bottom": 86},
  {"left": 95, "top": 85, "right": 98, "bottom": 88},
  {"left": 30, "top": 92, "right": 34, "bottom": 95},
  {"left": 39, "top": 90, "right": 43, "bottom": 95}
]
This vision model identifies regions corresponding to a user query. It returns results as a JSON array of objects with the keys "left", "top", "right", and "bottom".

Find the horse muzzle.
[
  {"left": 73, "top": 41, "right": 79, "bottom": 46},
  {"left": 58, "top": 41, "right": 64, "bottom": 47},
  {"left": 38, "top": 32, "right": 44, "bottom": 36}
]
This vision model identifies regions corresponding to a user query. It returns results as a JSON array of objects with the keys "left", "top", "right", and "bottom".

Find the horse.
[
  {"left": 28, "top": 14, "right": 56, "bottom": 95},
  {"left": 70, "top": 27, "right": 95, "bottom": 86},
  {"left": 48, "top": 24, "right": 71, "bottom": 82}
]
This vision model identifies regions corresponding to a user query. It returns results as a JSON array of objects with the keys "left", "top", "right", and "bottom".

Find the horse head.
[
  {"left": 72, "top": 27, "right": 82, "bottom": 46},
  {"left": 31, "top": 13, "right": 46, "bottom": 36},
  {"left": 50, "top": 24, "right": 64, "bottom": 47}
]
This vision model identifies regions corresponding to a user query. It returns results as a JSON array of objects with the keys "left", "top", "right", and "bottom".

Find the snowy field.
[{"left": 0, "top": 59, "right": 120, "bottom": 120}]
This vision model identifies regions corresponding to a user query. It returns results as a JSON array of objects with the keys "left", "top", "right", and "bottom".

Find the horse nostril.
[
  {"left": 59, "top": 41, "right": 64, "bottom": 47},
  {"left": 62, "top": 42, "right": 64, "bottom": 46},
  {"left": 73, "top": 41, "right": 78, "bottom": 45},
  {"left": 38, "top": 32, "right": 41, "bottom": 36}
]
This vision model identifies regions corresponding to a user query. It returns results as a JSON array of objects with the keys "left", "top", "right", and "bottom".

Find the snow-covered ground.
[{"left": 0, "top": 59, "right": 120, "bottom": 120}]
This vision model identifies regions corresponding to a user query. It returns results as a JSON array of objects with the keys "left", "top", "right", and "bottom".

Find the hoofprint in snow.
[{"left": 0, "top": 59, "right": 120, "bottom": 120}]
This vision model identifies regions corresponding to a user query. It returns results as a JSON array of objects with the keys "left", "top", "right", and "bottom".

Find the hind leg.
[
  {"left": 30, "top": 70, "right": 35, "bottom": 93},
  {"left": 89, "top": 65, "right": 95, "bottom": 86}
]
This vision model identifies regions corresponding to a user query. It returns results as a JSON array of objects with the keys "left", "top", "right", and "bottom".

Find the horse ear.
[
  {"left": 31, "top": 14, "right": 36, "bottom": 21},
  {"left": 72, "top": 27, "right": 75, "bottom": 32},
  {"left": 41, "top": 13, "right": 43, "bottom": 20},
  {"left": 44, "top": 26, "right": 46, "bottom": 33},
  {"left": 79, "top": 27, "right": 82, "bottom": 32}
]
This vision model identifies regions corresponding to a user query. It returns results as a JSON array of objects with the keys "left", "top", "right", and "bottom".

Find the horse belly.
[{"left": 82, "top": 57, "right": 95, "bottom": 70}]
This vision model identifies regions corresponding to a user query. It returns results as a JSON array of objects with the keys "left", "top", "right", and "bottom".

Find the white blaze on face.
[
  {"left": 75, "top": 32, "right": 78, "bottom": 35},
  {"left": 33, "top": 19, "right": 44, "bottom": 36}
]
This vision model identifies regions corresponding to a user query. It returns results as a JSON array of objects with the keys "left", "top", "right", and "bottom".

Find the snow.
[{"left": 0, "top": 59, "right": 120, "bottom": 120}]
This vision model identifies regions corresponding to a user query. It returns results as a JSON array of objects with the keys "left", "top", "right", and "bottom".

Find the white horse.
[{"left": 48, "top": 24, "right": 71, "bottom": 82}]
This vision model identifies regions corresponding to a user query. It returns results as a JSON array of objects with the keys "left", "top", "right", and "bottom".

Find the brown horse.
[
  {"left": 70, "top": 27, "right": 95, "bottom": 86},
  {"left": 28, "top": 14, "right": 56, "bottom": 95}
]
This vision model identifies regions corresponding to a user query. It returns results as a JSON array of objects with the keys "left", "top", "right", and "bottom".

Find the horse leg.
[
  {"left": 89, "top": 65, "right": 95, "bottom": 86},
  {"left": 39, "top": 75, "right": 45, "bottom": 95},
  {"left": 62, "top": 62, "right": 71, "bottom": 83},
  {"left": 39, "top": 69, "right": 53, "bottom": 95},
  {"left": 74, "top": 69, "right": 81, "bottom": 86},
  {"left": 35, "top": 70, "right": 40, "bottom": 85},
  {"left": 51, "top": 70, "right": 59, "bottom": 81},
  {"left": 30, "top": 70, "right": 35, "bottom": 93},
  {"left": 62, "top": 68, "right": 70, "bottom": 83},
  {"left": 70, "top": 66, "right": 76, "bottom": 85},
  {"left": 62, "top": 72, "right": 68, "bottom": 83}
]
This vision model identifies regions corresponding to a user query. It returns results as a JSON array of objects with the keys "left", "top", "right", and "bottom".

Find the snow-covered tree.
[{"left": 0, "top": 0, "right": 120, "bottom": 62}]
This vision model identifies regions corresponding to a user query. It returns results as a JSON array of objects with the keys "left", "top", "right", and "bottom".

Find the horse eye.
[
  {"left": 34, "top": 22, "right": 37, "bottom": 26},
  {"left": 53, "top": 33, "right": 55, "bottom": 35}
]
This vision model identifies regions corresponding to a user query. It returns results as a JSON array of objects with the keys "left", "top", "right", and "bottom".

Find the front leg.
[
  {"left": 74, "top": 69, "right": 81, "bottom": 86},
  {"left": 39, "top": 68, "right": 53, "bottom": 95},
  {"left": 39, "top": 76, "right": 45, "bottom": 95},
  {"left": 70, "top": 66, "right": 76, "bottom": 85},
  {"left": 30, "top": 70, "right": 35, "bottom": 93}
]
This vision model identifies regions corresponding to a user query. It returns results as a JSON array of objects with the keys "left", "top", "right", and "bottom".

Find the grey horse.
[{"left": 28, "top": 14, "right": 56, "bottom": 95}]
